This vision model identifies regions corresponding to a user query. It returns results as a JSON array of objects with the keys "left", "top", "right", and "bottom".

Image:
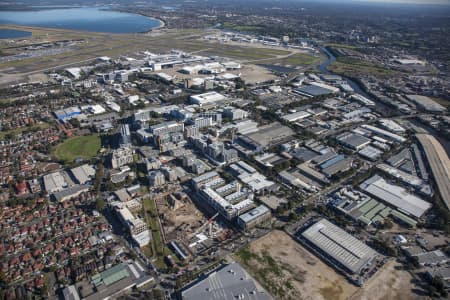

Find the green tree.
[
  {"left": 96, "top": 198, "right": 106, "bottom": 212},
  {"left": 152, "top": 288, "right": 164, "bottom": 300},
  {"left": 69, "top": 118, "right": 81, "bottom": 127},
  {"left": 94, "top": 162, "right": 104, "bottom": 192},
  {"left": 382, "top": 219, "right": 393, "bottom": 229}
]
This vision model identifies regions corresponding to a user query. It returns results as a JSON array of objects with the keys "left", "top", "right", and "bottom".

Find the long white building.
[
  {"left": 190, "top": 92, "right": 226, "bottom": 107},
  {"left": 360, "top": 175, "right": 431, "bottom": 218}
]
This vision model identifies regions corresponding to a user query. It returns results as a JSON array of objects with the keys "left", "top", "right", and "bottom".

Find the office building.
[
  {"left": 113, "top": 204, "right": 150, "bottom": 247},
  {"left": 237, "top": 205, "right": 272, "bottom": 230},
  {"left": 162, "top": 166, "right": 178, "bottom": 182}
]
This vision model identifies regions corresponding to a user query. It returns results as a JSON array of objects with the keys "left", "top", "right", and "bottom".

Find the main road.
[{"left": 416, "top": 133, "right": 450, "bottom": 211}]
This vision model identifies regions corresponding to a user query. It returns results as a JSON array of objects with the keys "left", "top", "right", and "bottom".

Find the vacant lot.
[
  {"left": 350, "top": 260, "right": 424, "bottom": 300},
  {"left": 53, "top": 135, "right": 101, "bottom": 162},
  {"left": 235, "top": 230, "right": 357, "bottom": 300},
  {"left": 240, "top": 64, "right": 278, "bottom": 84}
]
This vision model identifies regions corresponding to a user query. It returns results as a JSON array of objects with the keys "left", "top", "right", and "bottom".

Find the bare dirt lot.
[
  {"left": 349, "top": 260, "right": 426, "bottom": 300},
  {"left": 235, "top": 230, "right": 358, "bottom": 300},
  {"left": 240, "top": 64, "right": 277, "bottom": 84},
  {"left": 237, "top": 230, "right": 424, "bottom": 300},
  {"left": 156, "top": 195, "right": 205, "bottom": 241}
]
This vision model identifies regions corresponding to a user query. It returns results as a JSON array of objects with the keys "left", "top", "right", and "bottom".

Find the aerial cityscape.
[{"left": 0, "top": 0, "right": 449, "bottom": 299}]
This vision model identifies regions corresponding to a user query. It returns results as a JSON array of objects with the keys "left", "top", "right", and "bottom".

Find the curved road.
[{"left": 416, "top": 133, "right": 450, "bottom": 211}]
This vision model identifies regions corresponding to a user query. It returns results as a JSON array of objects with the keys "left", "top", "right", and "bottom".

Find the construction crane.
[{"left": 188, "top": 212, "right": 219, "bottom": 240}]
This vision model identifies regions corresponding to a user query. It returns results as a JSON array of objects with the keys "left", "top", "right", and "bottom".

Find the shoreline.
[
  {"left": 111, "top": 9, "right": 166, "bottom": 33},
  {"left": 0, "top": 6, "right": 166, "bottom": 34}
]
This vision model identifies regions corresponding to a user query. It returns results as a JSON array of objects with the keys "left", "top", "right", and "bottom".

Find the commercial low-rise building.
[
  {"left": 43, "top": 171, "right": 67, "bottom": 193},
  {"left": 190, "top": 91, "right": 226, "bottom": 107},
  {"left": 237, "top": 205, "right": 271, "bottom": 230},
  {"left": 337, "top": 132, "right": 371, "bottom": 151},
  {"left": 70, "top": 164, "right": 95, "bottom": 184}
]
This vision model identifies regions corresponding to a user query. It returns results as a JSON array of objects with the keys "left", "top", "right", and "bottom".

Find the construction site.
[{"left": 153, "top": 188, "right": 233, "bottom": 264}]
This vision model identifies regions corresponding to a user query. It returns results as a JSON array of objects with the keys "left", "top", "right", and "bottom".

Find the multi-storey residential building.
[{"left": 110, "top": 147, "right": 134, "bottom": 169}]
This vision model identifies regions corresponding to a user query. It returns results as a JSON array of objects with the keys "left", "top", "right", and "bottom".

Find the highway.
[{"left": 416, "top": 134, "right": 450, "bottom": 211}]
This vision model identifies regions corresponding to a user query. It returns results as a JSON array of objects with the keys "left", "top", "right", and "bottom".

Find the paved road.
[{"left": 416, "top": 134, "right": 450, "bottom": 211}]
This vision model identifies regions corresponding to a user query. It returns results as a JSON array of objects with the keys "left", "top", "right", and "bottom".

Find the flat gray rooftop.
[
  {"left": 245, "top": 122, "right": 295, "bottom": 148},
  {"left": 182, "top": 263, "right": 272, "bottom": 300},
  {"left": 360, "top": 175, "right": 431, "bottom": 218},
  {"left": 301, "top": 218, "right": 378, "bottom": 274},
  {"left": 295, "top": 85, "right": 335, "bottom": 97},
  {"left": 337, "top": 133, "right": 371, "bottom": 149}
]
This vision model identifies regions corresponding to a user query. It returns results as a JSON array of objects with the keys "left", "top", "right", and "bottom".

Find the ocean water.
[
  {"left": 0, "top": 7, "right": 161, "bottom": 33},
  {"left": 0, "top": 29, "right": 32, "bottom": 39}
]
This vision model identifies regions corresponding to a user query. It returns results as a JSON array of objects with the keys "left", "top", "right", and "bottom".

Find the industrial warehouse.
[
  {"left": 298, "top": 219, "right": 381, "bottom": 285},
  {"left": 360, "top": 175, "right": 432, "bottom": 219}
]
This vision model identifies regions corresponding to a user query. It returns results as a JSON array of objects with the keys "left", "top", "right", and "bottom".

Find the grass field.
[
  {"left": 325, "top": 43, "right": 359, "bottom": 50},
  {"left": 53, "top": 134, "right": 101, "bottom": 162},
  {"left": 197, "top": 45, "right": 291, "bottom": 61},
  {"left": 143, "top": 197, "right": 163, "bottom": 252},
  {"left": 328, "top": 57, "right": 398, "bottom": 78},
  {"left": 262, "top": 52, "right": 320, "bottom": 66},
  {"left": 221, "top": 22, "right": 265, "bottom": 33},
  {"left": 142, "top": 197, "right": 182, "bottom": 268}
]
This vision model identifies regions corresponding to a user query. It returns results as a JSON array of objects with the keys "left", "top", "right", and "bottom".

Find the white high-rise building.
[{"left": 120, "top": 124, "right": 131, "bottom": 146}]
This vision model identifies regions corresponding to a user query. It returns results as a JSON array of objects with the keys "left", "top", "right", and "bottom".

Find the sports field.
[{"left": 53, "top": 135, "right": 101, "bottom": 162}]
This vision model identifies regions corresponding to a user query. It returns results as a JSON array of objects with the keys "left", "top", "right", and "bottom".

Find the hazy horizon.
[{"left": 351, "top": 0, "right": 449, "bottom": 5}]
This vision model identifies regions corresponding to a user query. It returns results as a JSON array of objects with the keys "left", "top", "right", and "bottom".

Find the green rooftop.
[
  {"left": 358, "top": 199, "right": 378, "bottom": 214},
  {"left": 379, "top": 207, "right": 392, "bottom": 218},
  {"left": 92, "top": 264, "right": 130, "bottom": 288},
  {"left": 390, "top": 210, "right": 417, "bottom": 228},
  {"left": 364, "top": 203, "right": 386, "bottom": 220},
  {"left": 358, "top": 215, "right": 372, "bottom": 225},
  {"left": 372, "top": 215, "right": 385, "bottom": 224}
]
